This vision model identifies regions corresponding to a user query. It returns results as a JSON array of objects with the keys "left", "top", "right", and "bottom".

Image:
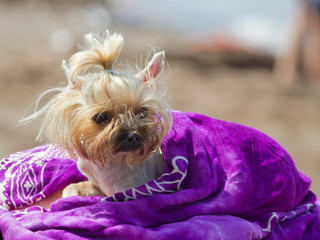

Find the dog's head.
[{"left": 36, "top": 31, "right": 171, "bottom": 165}]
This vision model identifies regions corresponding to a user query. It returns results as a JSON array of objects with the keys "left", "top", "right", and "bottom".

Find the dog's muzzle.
[{"left": 115, "top": 132, "right": 143, "bottom": 153}]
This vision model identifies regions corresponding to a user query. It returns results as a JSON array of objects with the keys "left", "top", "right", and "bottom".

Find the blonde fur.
[
  {"left": 67, "top": 31, "right": 124, "bottom": 84},
  {"left": 21, "top": 30, "right": 172, "bottom": 197}
]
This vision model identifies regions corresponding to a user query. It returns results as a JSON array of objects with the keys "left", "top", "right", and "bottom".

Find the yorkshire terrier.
[{"left": 23, "top": 30, "right": 172, "bottom": 197}]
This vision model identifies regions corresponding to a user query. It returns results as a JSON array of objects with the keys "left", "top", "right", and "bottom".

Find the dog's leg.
[{"left": 62, "top": 181, "right": 105, "bottom": 197}]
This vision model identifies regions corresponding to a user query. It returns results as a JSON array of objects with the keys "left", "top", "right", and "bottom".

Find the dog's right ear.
[
  {"left": 136, "top": 51, "right": 165, "bottom": 82},
  {"left": 62, "top": 60, "right": 83, "bottom": 90}
]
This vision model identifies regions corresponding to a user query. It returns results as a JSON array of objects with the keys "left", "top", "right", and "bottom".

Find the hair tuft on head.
[{"left": 67, "top": 30, "right": 124, "bottom": 87}]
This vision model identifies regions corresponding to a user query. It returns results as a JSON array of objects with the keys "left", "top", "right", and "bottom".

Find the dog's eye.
[
  {"left": 138, "top": 108, "right": 148, "bottom": 119},
  {"left": 92, "top": 112, "right": 109, "bottom": 125}
]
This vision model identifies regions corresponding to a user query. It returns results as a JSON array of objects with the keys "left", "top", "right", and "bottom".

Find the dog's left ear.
[{"left": 136, "top": 51, "right": 165, "bottom": 82}]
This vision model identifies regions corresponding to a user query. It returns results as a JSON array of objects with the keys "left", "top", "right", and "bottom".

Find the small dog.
[{"left": 23, "top": 30, "right": 172, "bottom": 197}]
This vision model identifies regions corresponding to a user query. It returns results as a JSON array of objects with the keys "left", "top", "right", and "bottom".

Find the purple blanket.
[{"left": 0, "top": 111, "right": 319, "bottom": 239}]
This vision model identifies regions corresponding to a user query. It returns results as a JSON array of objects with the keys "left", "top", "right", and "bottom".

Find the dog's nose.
[
  {"left": 116, "top": 132, "right": 142, "bottom": 153},
  {"left": 127, "top": 133, "right": 141, "bottom": 144}
]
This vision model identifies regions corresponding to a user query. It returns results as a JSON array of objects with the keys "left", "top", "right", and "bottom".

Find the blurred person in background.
[{"left": 274, "top": 0, "right": 320, "bottom": 86}]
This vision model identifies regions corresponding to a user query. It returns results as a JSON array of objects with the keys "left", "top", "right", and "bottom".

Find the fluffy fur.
[{"left": 22, "top": 30, "right": 172, "bottom": 197}]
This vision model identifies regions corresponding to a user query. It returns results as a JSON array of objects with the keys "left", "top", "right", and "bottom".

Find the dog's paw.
[
  {"left": 62, "top": 183, "right": 81, "bottom": 198},
  {"left": 62, "top": 181, "right": 105, "bottom": 198}
]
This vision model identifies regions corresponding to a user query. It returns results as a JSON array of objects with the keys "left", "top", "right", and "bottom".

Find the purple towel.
[{"left": 0, "top": 111, "right": 319, "bottom": 239}]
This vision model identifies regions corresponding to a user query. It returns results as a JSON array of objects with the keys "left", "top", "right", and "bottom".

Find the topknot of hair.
[{"left": 67, "top": 30, "right": 124, "bottom": 81}]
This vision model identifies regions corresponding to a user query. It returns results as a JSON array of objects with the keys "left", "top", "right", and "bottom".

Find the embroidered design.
[
  {"left": 0, "top": 145, "right": 69, "bottom": 210},
  {"left": 257, "top": 203, "right": 315, "bottom": 239}
]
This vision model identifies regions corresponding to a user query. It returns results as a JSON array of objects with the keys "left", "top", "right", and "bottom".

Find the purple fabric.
[{"left": 0, "top": 111, "right": 319, "bottom": 239}]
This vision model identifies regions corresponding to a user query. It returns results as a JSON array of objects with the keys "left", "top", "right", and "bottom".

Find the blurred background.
[{"left": 0, "top": 0, "right": 319, "bottom": 195}]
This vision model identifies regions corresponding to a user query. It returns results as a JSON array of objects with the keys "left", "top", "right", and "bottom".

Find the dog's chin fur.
[
  {"left": 22, "top": 30, "right": 172, "bottom": 197},
  {"left": 101, "top": 145, "right": 160, "bottom": 168}
]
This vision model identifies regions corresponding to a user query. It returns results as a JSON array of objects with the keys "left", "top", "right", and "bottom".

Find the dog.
[{"left": 22, "top": 30, "right": 172, "bottom": 197}]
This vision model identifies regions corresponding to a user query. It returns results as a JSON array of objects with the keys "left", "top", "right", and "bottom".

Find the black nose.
[
  {"left": 127, "top": 133, "right": 141, "bottom": 144},
  {"left": 116, "top": 132, "right": 142, "bottom": 153}
]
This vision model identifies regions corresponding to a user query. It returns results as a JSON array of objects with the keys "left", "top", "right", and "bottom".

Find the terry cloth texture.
[{"left": 0, "top": 111, "right": 319, "bottom": 239}]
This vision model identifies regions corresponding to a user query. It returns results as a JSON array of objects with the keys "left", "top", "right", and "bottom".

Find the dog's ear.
[
  {"left": 136, "top": 51, "right": 165, "bottom": 82},
  {"left": 62, "top": 60, "right": 83, "bottom": 90}
]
